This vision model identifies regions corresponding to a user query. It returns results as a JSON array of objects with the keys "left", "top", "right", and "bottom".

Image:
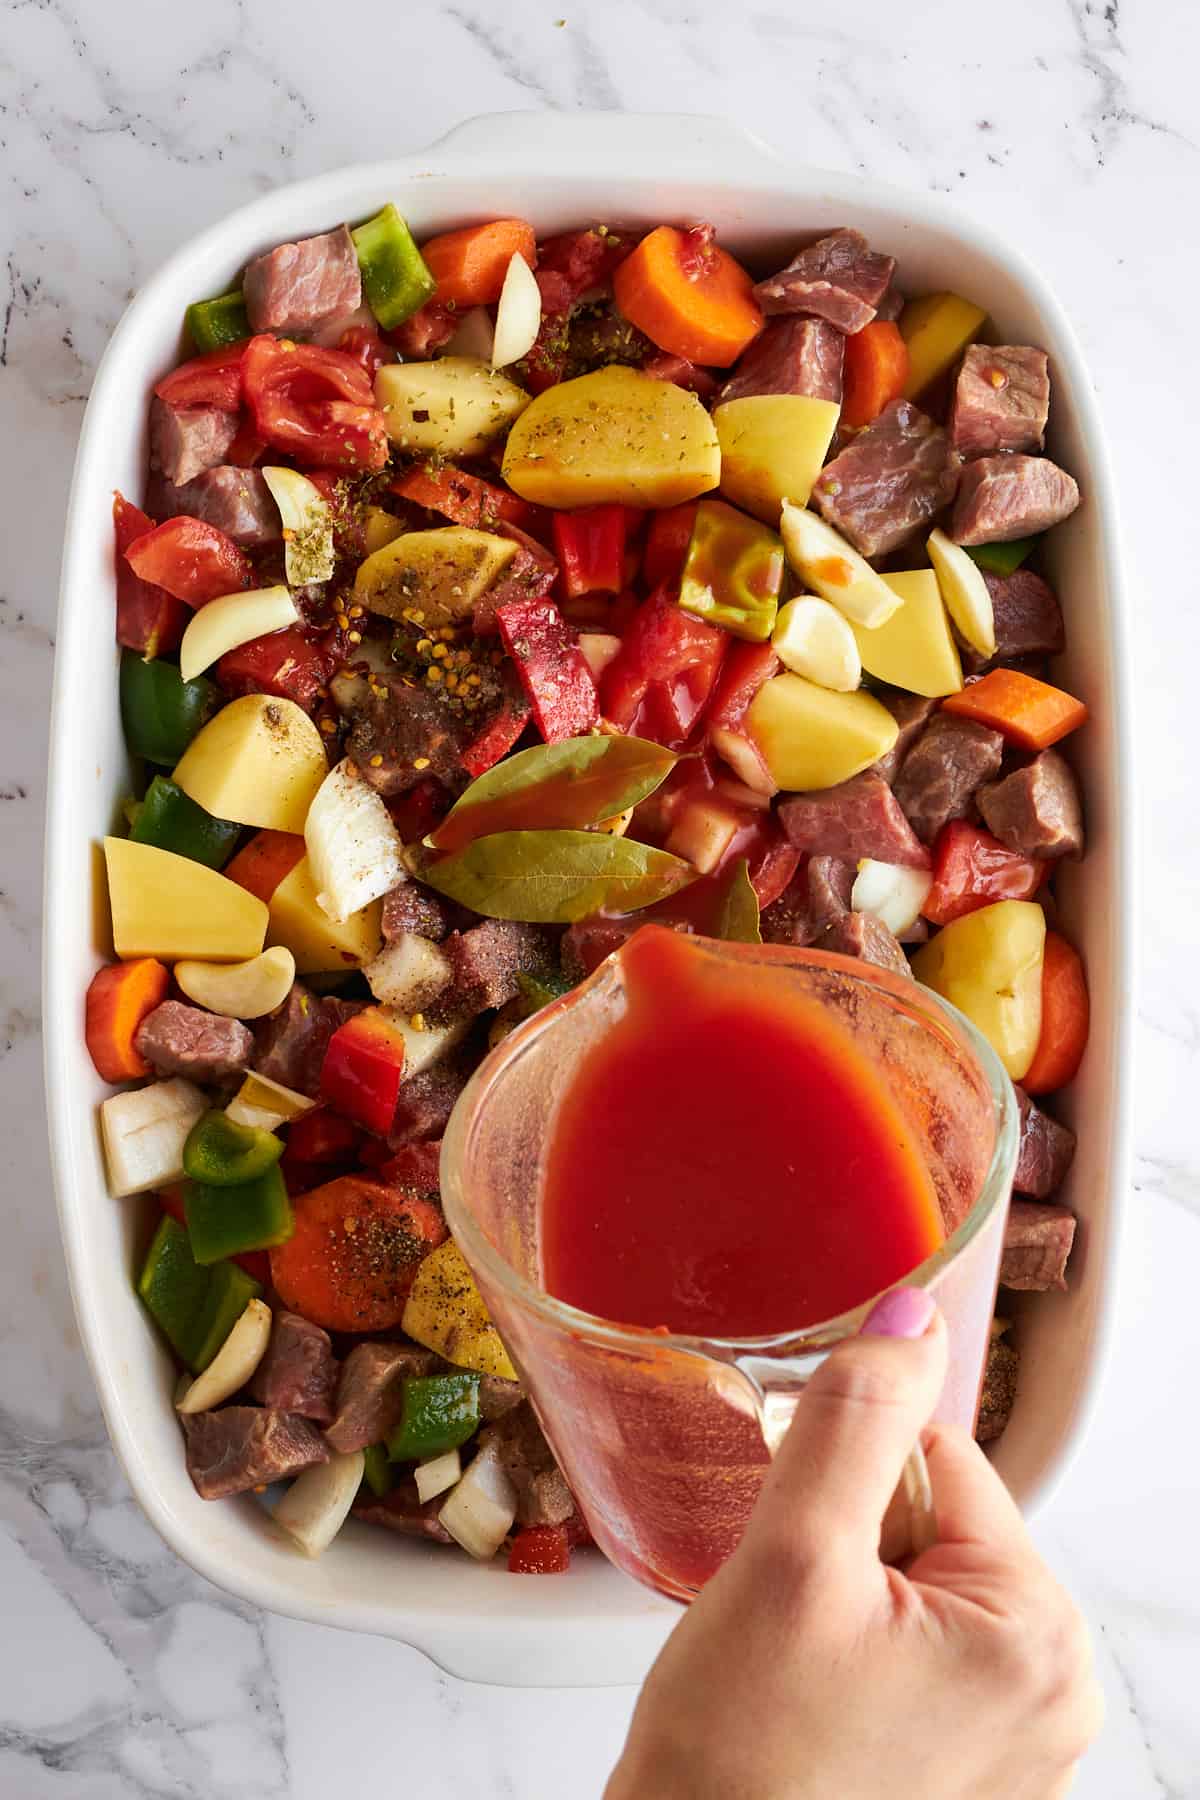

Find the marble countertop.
[{"left": 3, "top": 0, "right": 1197, "bottom": 1793}]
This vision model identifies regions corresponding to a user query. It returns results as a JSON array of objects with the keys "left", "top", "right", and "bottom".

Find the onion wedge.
[{"left": 305, "top": 758, "right": 406, "bottom": 924}]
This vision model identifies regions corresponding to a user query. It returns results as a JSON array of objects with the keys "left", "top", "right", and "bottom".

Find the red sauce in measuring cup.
[{"left": 541, "top": 926, "right": 944, "bottom": 1336}]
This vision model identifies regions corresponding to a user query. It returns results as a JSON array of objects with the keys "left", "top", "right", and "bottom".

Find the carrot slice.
[
  {"left": 942, "top": 668, "right": 1088, "bottom": 750},
  {"left": 420, "top": 218, "right": 536, "bottom": 308},
  {"left": 1023, "top": 930, "right": 1089, "bottom": 1094},
  {"left": 85, "top": 958, "right": 169, "bottom": 1082},
  {"left": 613, "top": 225, "right": 762, "bottom": 367},
  {"left": 841, "top": 321, "right": 910, "bottom": 428},
  {"left": 269, "top": 1174, "right": 448, "bottom": 1332},
  {"left": 224, "top": 829, "right": 305, "bottom": 905},
  {"left": 391, "top": 462, "right": 532, "bottom": 531}
]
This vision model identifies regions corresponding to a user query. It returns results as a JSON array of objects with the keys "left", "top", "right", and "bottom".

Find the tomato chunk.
[
  {"left": 124, "top": 516, "right": 253, "bottom": 607},
  {"left": 113, "top": 493, "right": 188, "bottom": 656},
  {"left": 242, "top": 334, "right": 388, "bottom": 472},
  {"left": 508, "top": 1524, "right": 571, "bottom": 1574},
  {"left": 922, "top": 820, "right": 1044, "bottom": 927}
]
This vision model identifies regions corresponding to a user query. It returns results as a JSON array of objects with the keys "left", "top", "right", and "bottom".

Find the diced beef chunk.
[
  {"left": 976, "top": 1330, "right": 1018, "bottom": 1443},
  {"left": 325, "top": 1342, "right": 441, "bottom": 1454},
  {"left": 147, "top": 466, "right": 282, "bottom": 548},
  {"left": 354, "top": 1479, "right": 454, "bottom": 1543},
  {"left": 478, "top": 1375, "right": 526, "bottom": 1421},
  {"left": 135, "top": 1001, "right": 252, "bottom": 1083},
  {"left": 442, "top": 921, "right": 555, "bottom": 1014},
  {"left": 254, "top": 985, "right": 364, "bottom": 1099},
  {"left": 949, "top": 345, "right": 1051, "bottom": 459},
  {"left": 893, "top": 713, "right": 1005, "bottom": 845},
  {"left": 961, "top": 569, "right": 1065, "bottom": 674},
  {"left": 249, "top": 1312, "right": 338, "bottom": 1424},
  {"left": 243, "top": 225, "right": 362, "bottom": 336},
  {"left": 1000, "top": 1199, "right": 1076, "bottom": 1291},
  {"left": 978, "top": 749, "right": 1084, "bottom": 859},
  {"left": 817, "top": 909, "right": 911, "bottom": 979},
  {"left": 761, "top": 856, "right": 852, "bottom": 947},
  {"left": 874, "top": 284, "right": 904, "bottom": 323},
  {"left": 812, "top": 400, "right": 960, "bottom": 557},
  {"left": 1013, "top": 1087, "right": 1076, "bottom": 1198},
  {"left": 951, "top": 455, "right": 1080, "bottom": 545},
  {"left": 478, "top": 1402, "right": 575, "bottom": 1528},
  {"left": 381, "top": 882, "right": 455, "bottom": 943},
  {"left": 389, "top": 1058, "right": 470, "bottom": 1146},
  {"left": 753, "top": 228, "right": 896, "bottom": 334},
  {"left": 873, "top": 691, "right": 939, "bottom": 784},
  {"left": 561, "top": 917, "right": 644, "bottom": 981},
  {"left": 779, "top": 771, "right": 930, "bottom": 869},
  {"left": 716, "top": 317, "right": 844, "bottom": 406},
  {"left": 150, "top": 397, "right": 239, "bottom": 487},
  {"left": 642, "top": 352, "right": 717, "bottom": 399},
  {"left": 181, "top": 1407, "right": 328, "bottom": 1500},
  {"left": 376, "top": 1138, "right": 443, "bottom": 1194},
  {"left": 339, "top": 673, "right": 467, "bottom": 798}
]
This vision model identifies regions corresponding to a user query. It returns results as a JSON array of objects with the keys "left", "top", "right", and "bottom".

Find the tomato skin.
[
  {"left": 337, "top": 324, "right": 395, "bottom": 378},
  {"left": 704, "top": 642, "right": 780, "bottom": 732},
  {"left": 508, "top": 1525, "right": 571, "bottom": 1574},
  {"left": 242, "top": 335, "right": 388, "bottom": 471},
  {"left": 154, "top": 343, "right": 246, "bottom": 411},
  {"left": 922, "top": 820, "right": 1044, "bottom": 926},
  {"left": 216, "top": 626, "right": 334, "bottom": 712},
  {"left": 642, "top": 503, "right": 698, "bottom": 591},
  {"left": 600, "top": 586, "right": 727, "bottom": 749},
  {"left": 113, "top": 492, "right": 188, "bottom": 655},
  {"left": 123, "top": 516, "right": 253, "bottom": 606}
]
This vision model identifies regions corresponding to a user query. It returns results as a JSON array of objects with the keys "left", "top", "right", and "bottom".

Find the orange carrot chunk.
[
  {"left": 613, "top": 224, "right": 763, "bottom": 368},
  {"left": 942, "top": 668, "right": 1088, "bottom": 750},
  {"left": 224, "top": 830, "right": 305, "bottom": 905},
  {"left": 420, "top": 218, "right": 536, "bottom": 308},
  {"left": 269, "top": 1174, "right": 448, "bottom": 1332},
  {"left": 1023, "top": 930, "right": 1089, "bottom": 1095},
  {"left": 841, "top": 321, "right": 910, "bottom": 429},
  {"left": 85, "top": 958, "right": 170, "bottom": 1082}
]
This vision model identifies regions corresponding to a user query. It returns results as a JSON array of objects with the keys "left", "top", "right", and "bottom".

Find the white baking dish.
[{"left": 44, "top": 111, "right": 1133, "bottom": 1687}]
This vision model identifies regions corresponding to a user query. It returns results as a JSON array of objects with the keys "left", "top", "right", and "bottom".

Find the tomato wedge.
[
  {"left": 242, "top": 334, "right": 389, "bottom": 471},
  {"left": 123, "top": 516, "right": 253, "bottom": 606},
  {"left": 154, "top": 343, "right": 246, "bottom": 411}
]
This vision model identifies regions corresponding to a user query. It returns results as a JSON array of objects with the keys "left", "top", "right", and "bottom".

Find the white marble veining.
[{"left": 2, "top": 0, "right": 1198, "bottom": 1793}]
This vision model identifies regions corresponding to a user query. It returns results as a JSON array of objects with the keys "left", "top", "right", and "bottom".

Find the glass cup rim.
[{"left": 439, "top": 938, "right": 1020, "bottom": 1366}]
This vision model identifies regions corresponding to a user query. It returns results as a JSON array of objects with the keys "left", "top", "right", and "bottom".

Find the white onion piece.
[
  {"left": 384, "top": 1010, "right": 470, "bottom": 1077},
  {"left": 415, "top": 1448, "right": 462, "bottom": 1504},
  {"left": 100, "top": 1078, "right": 207, "bottom": 1198},
  {"left": 442, "top": 305, "right": 495, "bottom": 361},
  {"left": 851, "top": 859, "right": 933, "bottom": 936},
  {"left": 927, "top": 528, "right": 996, "bottom": 658},
  {"left": 179, "top": 586, "right": 298, "bottom": 683},
  {"left": 177, "top": 1300, "right": 273, "bottom": 1414},
  {"left": 175, "top": 946, "right": 296, "bottom": 1019},
  {"left": 272, "top": 1450, "right": 365, "bottom": 1557},
  {"left": 305, "top": 758, "right": 407, "bottom": 924},
  {"left": 226, "top": 1071, "right": 316, "bottom": 1132},
  {"left": 262, "top": 467, "right": 335, "bottom": 586},
  {"left": 438, "top": 1442, "right": 517, "bottom": 1560},
  {"left": 491, "top": 254, "right": 541, "bottom": 369},
  {"left": 365, "top": 932, "right": 453, "bottom": 1011},
  {"left": 772, "top": 596, "right": 862, "bottom": 692},
  {"left": 780, "top": 502, "right": 901, "bottom": 629}
]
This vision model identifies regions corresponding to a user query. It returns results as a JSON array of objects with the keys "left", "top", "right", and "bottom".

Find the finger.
[
  {"left": 752, "top": 1300, "right": 948, "bottom": 1561},
  {"left": 919, "top": 1421, "right": 1031, "bottom": 1553}
]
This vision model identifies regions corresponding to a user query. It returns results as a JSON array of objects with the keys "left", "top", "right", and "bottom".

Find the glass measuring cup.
[{"left": 441, "top": 933, "right": 1019, "bottom": 1602}]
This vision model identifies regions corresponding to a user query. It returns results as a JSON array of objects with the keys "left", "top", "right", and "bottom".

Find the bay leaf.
[
  {"left": 712, "top": 857, "right": 762, "bottom": 944},
  {"left": 430, "top": 734, "right": 677, "bottom": 854},
  {"left": 418, "top": 830, "right": 695, "bottom": 923}
]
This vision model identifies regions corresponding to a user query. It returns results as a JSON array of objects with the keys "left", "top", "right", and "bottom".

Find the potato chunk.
[
  {"left": 375, "top": 357, "right": 529, "bottom": 457},
  {"left": 746, "top": 674, "right": 898, "bottom": 792},
  {"left": 353, "top": 526, "right": 516, "bottom": 627},
  {"left": 714, "top": 394, "right": 839, "bottom": 522},
  {"left": 172, "top": 695, "right": 328, "bottom": 834},
  {"left": 104, "top": 838, "right": 268, "bottom": 964},
  {"left": 852, "top": 569, "right": 964, "bottom": 698},
  {"left": 502, "top": 365, "right": 721, "bottom": 508}
]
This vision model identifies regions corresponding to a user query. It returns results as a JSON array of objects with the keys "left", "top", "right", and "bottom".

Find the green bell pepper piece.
[
  {"left": 386, "top": 1373, "right": 481, "bottom": 1462},
  {"left": 129, "top": 776, "right": 242, "bottom": 869},
  {"left": 965, "top": 536, "right": 1039, "bottom": 577},
  {"left": 679, "top": 499, "right": 784, "bottom": 642},
  {"left": 185, "top": 1164, "right": 294, "bottom": 1266},
  {"left": 186, "top": 289, "right": 251, "bottom": 353},
  {"left": 184, "top": 1110, "right": 285, "bottom": 1187},
  {"left": 119, "top": 652, "right": 220, "bottom": 766},
  {"left": 351, "top": 204, "right": 436, "bottom": 330},
  {"left": 137, "top": 1214, "right": 262, "bottom": 1373},
  {"left": 361, "top": 1443, "right": 394, "bottom": 1499}
]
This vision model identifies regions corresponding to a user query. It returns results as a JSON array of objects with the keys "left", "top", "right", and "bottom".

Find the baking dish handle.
[{"left": 425, "top": 110, "right": 789, "bottom": 177}]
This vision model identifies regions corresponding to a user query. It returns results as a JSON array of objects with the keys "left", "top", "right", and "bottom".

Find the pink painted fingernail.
[{"left": 860, "top": 1287, "right": 936, "bottom": 1340}]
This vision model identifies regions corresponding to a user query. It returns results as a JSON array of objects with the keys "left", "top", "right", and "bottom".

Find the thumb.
[{"left": 752, "top": 1289, "right": 948, "bottom": 1566}]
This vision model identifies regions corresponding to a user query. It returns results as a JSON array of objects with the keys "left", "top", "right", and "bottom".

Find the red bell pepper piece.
[
  {"left": 337, "top": 323, "right": 396, "bottom": 378},
  {"left": 705, "top": 641, "right": 780, "bottom": 731},
  {"left": 552, "top": 505, "right": 626, "bottom": 599},
  {"left": 385, "top": 778, "right": 449, "bottom": 843},
  {"left": 283, "top": 1107, "right": 364, "bottom": 1166},
  {"left": 217, "top": 626, "right": 334, "bottom": 712},
  {"left": 113, "top": 493, "right": 188, "bottom": 657},
  {"left": 922, "top": 820, "right": 1045, "bottom": 927},
  {"left": 154, "top": 343, "right": 246, "bottom": 412},
  {"left": 508, "top": 1524, "right": 571, "bottom": 1574},
  {"left": 157, "top": 1185, "right": 271, "bottom": 1284},
  {"left": 124, "top": 516, "right": 253, "bottom": 607},
  {"left": 392, "top": 462, "right": 539, "bottom": 535},
  {"left": 459, "top": 693, "right": 532, "bottom": 778},
  {"left": 599, "top": 586, "right": 727, "bottom": 749},
  {"left": 242, "top": 335, "right": 388, "bottom": 472},
  {"left": 320, "top": 1009, "right": 409, "bottom": 1137},
  {"left": 494, "top": 598, "right": 600, "bottom": 743},
  {"left": 85, "top": 957, "right": 169, "bottom": 1082},
  {"left": 642, "top": 502, "right": 699, "bottom": 591}
]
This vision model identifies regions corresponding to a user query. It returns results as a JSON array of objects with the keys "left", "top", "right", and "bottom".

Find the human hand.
[{"left": 606, "top": 1291, "right": 1102, "bottom": 1800}]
